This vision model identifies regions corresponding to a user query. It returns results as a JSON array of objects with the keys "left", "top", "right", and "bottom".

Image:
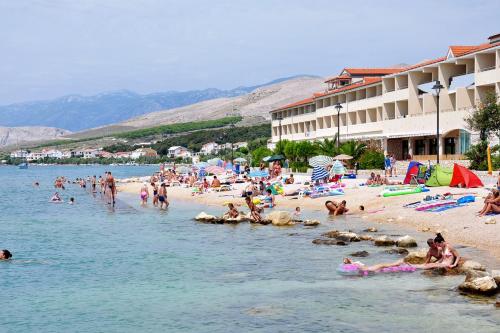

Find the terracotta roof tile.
[
  {"left": 275, "top": 97, "right": 314, "bottom": 111},
  {"left": 314, "top": 77, "right": 382, "bottom": 98},
  {"left": 343, "top": 68, "right": 403, "bottom": 75},
  {"left": 449, "top": 45, "right": 480, "bottom": 57}
]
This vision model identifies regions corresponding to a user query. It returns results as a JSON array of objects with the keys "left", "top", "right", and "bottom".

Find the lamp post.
[
  {"left": 432, "top": 80, "right": 443, "bottom": 164},
  {"left": 334, "top": 103, "right": 343, "bottom": 149},
  {"left": 230, "top": 123, "right": 235, "bottom": 161},
  {"left": 276, "top": 114, "right": 283, "bottom": 154}
]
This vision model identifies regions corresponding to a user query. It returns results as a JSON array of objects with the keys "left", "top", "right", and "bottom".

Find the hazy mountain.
[
  {"left": 0, "top": 126, "right": 70, "bottom": 148},
  {"left": 0, "top": 75, "right": 317, "bottom": 132}
]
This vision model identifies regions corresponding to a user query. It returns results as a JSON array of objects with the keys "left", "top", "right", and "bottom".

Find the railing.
[
  {"left": 412, "top": 154, "right": 465, "bottom": 161},
  {"left": 478, "top": 65, "right": 496, "bottom": 72}
]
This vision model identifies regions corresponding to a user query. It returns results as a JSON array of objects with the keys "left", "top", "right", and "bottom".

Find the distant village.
[{"left": 9, "top": 140, "right": 259, "bottom": 163}]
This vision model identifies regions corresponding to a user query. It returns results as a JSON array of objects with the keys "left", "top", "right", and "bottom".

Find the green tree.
[
  {"left": 465, "top": 92, "right": 500, "bottom": 141},
  {"left": 274, "top": 139, "right": 289, "bottom": 155},
  {"left": 464, "top": 141, "right": 499, "bottom": 171},
  {"left": 284, "top": 141, "right": 297, "bottom": 161},
  {"left": 339, "top": 140, "right": 367, "bottom": 167},
  {"left": 295, "top": 141, "right": 316, "bottom": 162},
  {"left": 314, "top": 137, "right": 338, "bottom": 156},
  {"left": 251, "top": 147, "right": 272, "bottom": 166}
]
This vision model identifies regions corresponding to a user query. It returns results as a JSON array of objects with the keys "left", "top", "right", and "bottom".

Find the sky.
[{"left": 0, "top": 0, "right": 499, "bottom": 104}]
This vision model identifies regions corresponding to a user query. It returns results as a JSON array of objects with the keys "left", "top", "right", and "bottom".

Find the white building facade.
[{"left": 270, "top": 34, "right": 500, "bottom": 161}]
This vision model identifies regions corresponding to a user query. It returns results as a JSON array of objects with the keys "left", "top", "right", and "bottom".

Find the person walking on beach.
[
  {"left": 106, "top": 171, "right": 117, "bottom": 205},
  {"left": 384, "top": 154, "right": 392, "bottom": 177},
  {"left": 158, "top": 183, "right": 169, "bottom": 210},
  {"left": 390, "top": 154, "right": 397, "bottom": 177},
  {"left": 140, "top": 182, "right": 149, "bottom": 206}
]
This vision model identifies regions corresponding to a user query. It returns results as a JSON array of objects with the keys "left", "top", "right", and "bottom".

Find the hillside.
[
  {"left": 0, "top": 76, "right": 317, "bottom": 132},
  {"left": 0, "top": 126, "right": 71, "bottom": 148}
]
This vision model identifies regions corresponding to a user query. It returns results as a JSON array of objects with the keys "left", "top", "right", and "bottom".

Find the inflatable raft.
[{"left": 381, "top": 186, "right": 428, "bottom": 197}]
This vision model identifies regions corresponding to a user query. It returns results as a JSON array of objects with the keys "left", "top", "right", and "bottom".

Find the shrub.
[{"left": 358, "top": 149, "right": 384, "bottom": 170}]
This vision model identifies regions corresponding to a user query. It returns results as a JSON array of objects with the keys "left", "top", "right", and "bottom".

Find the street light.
[
  {"left": 432, "top": 80, "right": 443, "bottom": 164},
  {"left": 276, "top": 114, "right": 283, "bottom": 154},
  {"left": 230, "top": 123, "right": 235, "bottom": 161},
  {"left": 334, "top": 102, "right": 343, "bottom": 149}
]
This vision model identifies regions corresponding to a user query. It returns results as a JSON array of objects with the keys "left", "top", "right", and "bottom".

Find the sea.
[{"left": 1, "top": 165, "right": 499, "bottom": 333}]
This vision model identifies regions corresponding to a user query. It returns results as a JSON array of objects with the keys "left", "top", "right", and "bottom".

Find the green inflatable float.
[{"left": 425, "top": 165, "right": 453, "bottom": 187}]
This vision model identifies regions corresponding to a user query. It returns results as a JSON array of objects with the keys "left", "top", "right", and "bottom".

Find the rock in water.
[
  {"left": 303, "top": 219, "right": 320, "bottom": 226},
  {"left": 491, "top": 270, "right": 500, "bottom": 285},
  {"left": 336, "top": 232, "right": 361, "bottom": 242},
  {"left": 374, "top": 235, "right": 396, "bottom": 246},
  {"left": 384, "top": 248, "right": 410, "bottom": 255},
  {"left": 350, "top": 251, "right": 369, "bottom": 257},
  {"left": 404, "top": 250, "right": 428, "bottom": 264},
  {"left": 195, "top": 212, "right": 217, "bottom": 221},
  {"left": 458, "top": 276, "right": 498, "bottom": 296},
  {"left": 267, "top": 211, "right": 292, "bottom": 226},
  {"left": 461, "top": 260, "right": 486, "bottom": 272},
  {"left": 312, "top": 239, "right": 346, "bottom": 246},
  {"left": 359, "top": 235, "right": 374, "bottom": 241},
  {"left": 363, "top": 227, "right": 378, "bottom": 232},
  {"left": 396, "top": 235, "right": 418, "bottom": 248}
]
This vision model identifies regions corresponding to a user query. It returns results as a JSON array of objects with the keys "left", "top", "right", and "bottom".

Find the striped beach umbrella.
[
  {"left": 205, "top": 165, "right": 225, "bottom": 175},
  {"left": 331, "top": 160, "right": 346, "bottom": 175},
  {"left": 311, "top": 166, "right": 329, "bottom": 181},
  {"left": 309, "top": 155, "right": 334, "bottom": 168}
]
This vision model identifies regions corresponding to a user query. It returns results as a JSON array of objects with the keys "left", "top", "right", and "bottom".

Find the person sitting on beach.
[
  {"left": 211, "top": 176, "right": 221, "bottom": 188},
  {"left": 245, "top": 196, "right": 263, "bottom": 222},
  {"left": 242, "top": 180, "right": 256, "bottom": 198},
  {"left": 478, "top": 189, "right": 500, "bottom": 216},
  {"left": 414, "top": 233, "right": 460, "bottom": 270},
  {"left": 365, "top": 172, "right": 376, "bottom": 185},
  {"left": 424, "top": 238, "right": 442, "bottom": 264},
  {"left": 285, "top": 174, "right": 295, "bottom": 185},
  {"left": 202, "top": 178, "right": 209, "bottom": 191},
  {"left": 343, "top": 257, "right": 406, "bottom": 273},
  {"left": 264, "top": 189, "right": 275, "bottom": 208},
  {"left": 0, "top": 249, "right": 12, "bottom": 260},
  {"left": 226, "top": 203, "right": 239, "bottom": 218}
]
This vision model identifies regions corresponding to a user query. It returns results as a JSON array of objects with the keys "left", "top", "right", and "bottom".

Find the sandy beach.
[{"left": 117, "top": 174, "right": 500, "bottom": 260}]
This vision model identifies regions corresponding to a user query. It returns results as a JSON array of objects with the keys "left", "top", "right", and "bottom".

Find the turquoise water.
[{"left": 1, "top": 165, "right": 499, "bottom": 332}]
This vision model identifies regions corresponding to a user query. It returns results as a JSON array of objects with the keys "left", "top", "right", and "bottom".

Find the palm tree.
[
  {"left": 314, "top": 137, "right": 338, "bottom": 156},
  {"left": 339, "top": 140, "right": 367, "bottom": 167}
]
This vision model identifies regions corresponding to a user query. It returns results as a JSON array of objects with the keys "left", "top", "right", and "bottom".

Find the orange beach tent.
[{"left": 449, "top": 164, "right": 483, "bottom": 188}]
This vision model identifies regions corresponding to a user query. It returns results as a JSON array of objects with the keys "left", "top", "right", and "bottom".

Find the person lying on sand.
[
  {"left": 413, "top": 233, "right": 460, "bottom": 269},
  {"left": 478, "top": 189, "right": 500, "bottom": 216},
  {"left": 225, "top": 203, "right": 239, "bottom": 218},
  {"left": 0, "top": 249, "right": 12, "bottom": 260},
  {"left": 245, "top": 196, "right": 263, "bottom": 222}
]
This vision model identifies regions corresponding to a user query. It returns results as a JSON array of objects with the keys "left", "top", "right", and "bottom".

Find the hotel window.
[{"left": 415, "top": 140, "right": 425, "bottom": 155}]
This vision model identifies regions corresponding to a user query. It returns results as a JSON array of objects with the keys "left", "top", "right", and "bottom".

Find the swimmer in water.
[
  {"left": 69, "top": 197, "right": 75, "bottom": 205},
  {"left": 0, "top": 249, "right": 12, "bottom": 260},
  {"left": 50, "top": 192, "right": 62, "bottom": 202}
]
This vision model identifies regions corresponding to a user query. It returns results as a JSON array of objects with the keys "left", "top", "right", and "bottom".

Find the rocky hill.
[{"left": 0, "top": 126, "right": 71, "bottom": 148}]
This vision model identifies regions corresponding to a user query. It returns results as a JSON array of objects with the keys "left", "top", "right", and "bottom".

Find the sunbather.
[
  {"left": 478, "top": 189, "right": 500, "bottom": 216},
  {"left": 245, "top": 196, "right": 263, "bottom": 222},
  {"left": 225, "top": 203, "right": 239, "bottom": 218}
]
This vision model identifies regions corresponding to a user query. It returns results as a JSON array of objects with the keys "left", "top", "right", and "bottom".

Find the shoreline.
[{"left": 117, "top": 177, "right": 500, "bottom": 262}]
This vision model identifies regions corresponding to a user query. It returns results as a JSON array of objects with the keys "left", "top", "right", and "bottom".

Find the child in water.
[{"left": 294, "top": 207, "right": 301, "bottom": 217}]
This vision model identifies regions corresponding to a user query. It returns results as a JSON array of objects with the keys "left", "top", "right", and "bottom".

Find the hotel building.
[{"left": 270, "top": 34, "right": 500, "bottom": 161}]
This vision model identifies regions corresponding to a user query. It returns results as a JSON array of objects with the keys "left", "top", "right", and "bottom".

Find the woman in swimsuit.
[
  {"left": 413, "top": 233, "right": 460, "bottom": 269},
  {"left": 478, "top": 189, "right": 500, "bottom": 216},
  {"left": 106, "top": 172, "right": 116, "bottom": 205},
  {"left": 140, "top": 182, "right": 149, "bottom": 206},
  {"left": 343, "top": 257, "right": 406, "bottom": 272},
  {"left": 151, "top": 182, "right": 159, "bottom": 207}
]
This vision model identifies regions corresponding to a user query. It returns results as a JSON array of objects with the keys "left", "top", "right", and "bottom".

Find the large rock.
[
  {"left": 491, "top": 270, "right": 500, "bottom": 285},
  {"left": 322, "top": 230, "right": 360, "bottom": 242},
  {"left": 465, "top": 270, "right": 490, "bottom": 282},
  {"left": 195, "top": 212, "right": 217, "bottom": 221},
  {"left": 458, "top": 276, "right": 498, "bottom": 296},
  {"left": 267, "top": 211, "right": 293, "bottom": 226},
  {"left": 359, "top": 235, "right": 374, "bottom": 241},
  {"left": 374, "top": 235, "right": 396, "bottom": 246},
  {"left": 396, "top": 235, "right": 418, "bottom": 248},
  {"left": 461, "top": 260, "right": 486, "bottom": 272},
  {"left": 303, "top": 219, "right": 320, "bottom": 226},
  {"left": 404, "top": 249, "right": 428, "bottom": 264}
]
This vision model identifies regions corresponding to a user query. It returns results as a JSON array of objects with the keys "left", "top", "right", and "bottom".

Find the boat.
[{"left": 18, "top": 162, "right": 28, "bottom": 169}]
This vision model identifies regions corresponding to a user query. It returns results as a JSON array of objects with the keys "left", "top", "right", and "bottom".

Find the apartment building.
[{"left": 270, "top": 34, "right": 500, "bottom": 161}]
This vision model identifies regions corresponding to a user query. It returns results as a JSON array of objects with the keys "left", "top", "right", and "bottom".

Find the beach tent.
[
  {"left": 311, "top": 166, "right": 329, "bottom": 181},
  {"left": 449, "top": 164, "right": 483, "bottom": 188},
  {"left": 425, "top": 165, "right": 453, "bottom": 187},
  {"left": 331, "top": 160, "right": 346, "bottom": 175},
  {"left": 403, "top": 161, "right": 423, "bottom": 184}
]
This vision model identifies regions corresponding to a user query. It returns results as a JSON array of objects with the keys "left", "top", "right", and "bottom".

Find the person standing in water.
[
  {"left": 106, "top": 171, "right": 116, "bottom": 205},
  {"left": 151, "top": 182, "right": 159, "bottom": 207},
  {"left": 91, "top": 175, "right": 97, "bottom": 193},
  {"left": 158, "top": 183, "right": 169, "bottom": 210},
  {"left": 140, "top": 182, "right": 149, "bottom": 206}
]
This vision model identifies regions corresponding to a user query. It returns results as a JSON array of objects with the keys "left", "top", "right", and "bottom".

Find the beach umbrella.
[
  {"left": 311, "top": 166, "right": 329, "bottom": 181},
  {"left": 205, "top": 165, "right": 225, "bottom": 175},
  {"left": 309, "top": 155, "right": 334, "bottom": 168},
  {"left": 207, "top": 158, "right": 222, "bottom": 166},
  {"left": 177, "top": 166, "right": 191, "bottom": 174},
  {"left": 263, "top": 155, "right": 284, "bottom": 162},
  {"left": 248, "top": 170, "right": 269, "bottom": 178},
  {"left": 331, "top": 160, "right": 346, "bottom": 175},
  {"left": 334, "top": 154, "right": 353, "bottom": 160},
  {"left": 198, "top": 167, "right": 207, "bottom": 178},
  {"left": 225, "top": 162, "right": 233, "bottom": 170},
  {"left": 233, "top": 157, "right": 247, "bottom": 163},
  {"left": 195, "top": 162, "right": 209, "bottom": 168}
]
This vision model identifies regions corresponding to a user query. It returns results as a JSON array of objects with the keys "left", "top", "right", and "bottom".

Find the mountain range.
[{"left": 0, "top": 76, "right": 317, "bottom": 132}]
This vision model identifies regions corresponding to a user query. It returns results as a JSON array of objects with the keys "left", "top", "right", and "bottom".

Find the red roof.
[
  {"left": 275, "top": 97, "right": 314, "bottom": 111},
  {"left": 324, "top": 74, "right": 351, "bottom": 83},
  {"left": 343, "top": 68, "right": 403, "bottom": 75},
  {"left": 449, "top": 45, "right": 479, "bottom": 57},
  {"left": 314, "top": 77, "right": 382, "bottom": 98}
]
